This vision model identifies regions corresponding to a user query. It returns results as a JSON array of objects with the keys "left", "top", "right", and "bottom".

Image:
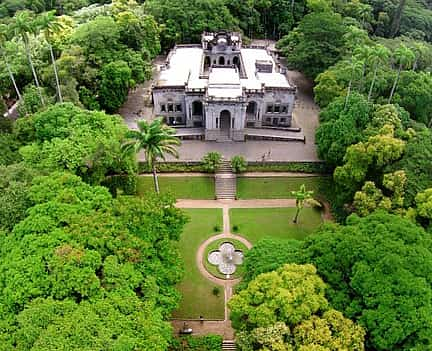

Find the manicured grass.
[
  {"left": 173, "top": 209, "right": 224, "bottom": 320},
  {"left": 137, "top": 176, "right": 214, "bottom": 199},
  {"left": 203, "top": 238, "right": 249, "bottom": 280},
  {"left": 230, "top": 207, "right": 322, "bottom": 244},
  {"left": 236, "top": 176, "right": 331, "bottom": 199}
]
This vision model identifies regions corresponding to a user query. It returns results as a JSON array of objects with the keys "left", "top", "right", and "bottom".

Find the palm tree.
[
  {"left": 343, "top": 27, "right": 368, "bottom": 108},
  {"left": 388, "top": 44, "right": 415, "bottom": 103},
  {"left": 411, "top": 42, "right": 427, "bottom": 71},
  {"left": 344, "top": 56, "right": 364, "bottom": 108},
  {"left": 122, "top": 118, "right": 181, "bottom": 193},
  {"left": 291, "top": 184, "right": 315, "bottom": 224},
  {"left": 352, "top": 44, "right": 373, "bottom": 94},
  {"left": 0, "top": 24, "right": 22, "bottom": 102},
  {"left": 36, "top": 11, "right": 64, "bottom": 103},
  {"left": 10, "top": 10, "right": 45, "bottom": 106},
  {"left": 367, "top": 44, "right": 390, "bottom": 102}
]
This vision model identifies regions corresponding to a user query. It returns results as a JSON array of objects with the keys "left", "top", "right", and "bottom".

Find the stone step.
[
  {"left": 222, "top": 340, "right": 237, "bottom": 350},
  {"left": 216, "top": 159, "right": 236, "bottom": 200}
]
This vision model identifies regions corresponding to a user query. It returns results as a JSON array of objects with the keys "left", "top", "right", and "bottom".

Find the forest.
[{"left": 0, "top": 0, "right": 431, "bottom": 350}]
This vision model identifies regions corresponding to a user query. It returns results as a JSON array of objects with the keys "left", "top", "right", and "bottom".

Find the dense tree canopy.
[
  {"left": 278, "top": 5, "right": 348, "bottom": 78},
  {"left": 17, "top": 103, "right": 135, "bottom": 185},
  {"left": 0, "top": 172, "right": 187, "bottom": 349},
  {"left": 302, "top": 212, "right": 432, "bottom": 350},
  {"left": 144, "top": 0, "right": 238, "bottom": 50},
  {"left": 229, "top": 264, "right": 365, "bottom": 350}
]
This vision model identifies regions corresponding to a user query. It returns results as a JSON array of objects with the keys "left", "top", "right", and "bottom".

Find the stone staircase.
[
  {"left": 215, "top": 159, "right": 236, "bottom": 200},
  {"left": 222, "top": 340, "right": 236, "bottom": 350}
]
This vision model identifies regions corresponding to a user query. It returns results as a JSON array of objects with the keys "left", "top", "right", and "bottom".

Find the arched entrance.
[
  {"left": 246, "top": 101, "right": 257, "bottom": 116},
  {"left": 218, "top": 56, "right": 225, "bottom": 65},
  {"left": 192, "top": 100, "right": 203, "bottom": 116},
  {"left": 204, "top": 56, "right": 211, "bottom": 71},
  {"left": 233, "top": 56, "right": 240, "bottom": 70},
  {"left": 220, "top": 110, "right": 231, "bottom": 137}
]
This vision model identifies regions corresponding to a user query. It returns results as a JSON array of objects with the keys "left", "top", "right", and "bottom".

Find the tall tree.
[
  {"left": 36, "top": 10, "right": 64, "bottom": 103},
  {"left": 10, "top": 10, "right": 45, "bottom": 106},
  {"left": 367, "top": 44, "right": 390, "bottom": 102},
  {"left": 0, "top": 24, "right": 22, "bottom": 102},
  {"left": 122, "top": 118, "right": 180, "bottom": 193},
  {"left": 388, "top": 44, "right": 415, "bottom": 103}
]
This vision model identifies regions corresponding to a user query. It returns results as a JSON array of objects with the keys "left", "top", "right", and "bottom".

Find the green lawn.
[
  {"left": 236, "top": 176, "right": 331, "bottom": 199},
  {"left": 137, "top": 176, "right": 214, "bottom": 199},
  {"left": 172, "top": 209, "right": 225, "bottom": 320},
  {"left": 230, "top": 207, "right": 322, "bottom": 244}
]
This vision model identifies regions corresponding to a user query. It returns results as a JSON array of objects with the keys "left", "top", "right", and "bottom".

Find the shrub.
[
  {"left": 231, "top": 155, "right": 247, "bottom": 173},
  {"left": 232, "top": 225, "right": 239, "bottom": 232},
  {"left": 201, "top": 152, "right": 222, "bottom": 173},
  {"left": 213, "top": 225, "right": 220, "bottom": 232},
  {"left": 170, "top": 335, "right": 223, "bottom": 350},
  {"left": 212, "top": 286, "right": 221, "bottom": 296}
]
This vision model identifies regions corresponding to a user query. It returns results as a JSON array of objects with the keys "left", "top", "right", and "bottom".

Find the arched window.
[{"left": 218, "top": 56, "right": 225, "bottom": 65}]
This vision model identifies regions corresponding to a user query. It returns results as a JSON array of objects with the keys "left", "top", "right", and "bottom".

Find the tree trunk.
[
  {"left": 389, "top": 0, "right": 406, "bottom": 38},
  {"left": 152, "top": 164, "right": 160, "bottom": 194},
  {"left": 344, "top": 79, "right": 352, "bottom": 109},
  {"left": 368, "top": 65, "right": 377, "bottom": 102},
  {"left": 2, "top": 52, "right": 22, "bottom": 101},
  {"left": 388, "top": 63, "right": 402, "bottom": 103},
  {"left": 49, "top": 44, "right": 62, "bottom": 103},
  {"left": 293, "top": 207, "right": 300, "bottom": 223},
  {"left": 24, "top": 41, "right": 45, "bottom": 106}
]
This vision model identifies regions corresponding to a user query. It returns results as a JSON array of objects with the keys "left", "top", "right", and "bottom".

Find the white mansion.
[{"left": 152, "top": 31, "right": 297, "bottom": 141}]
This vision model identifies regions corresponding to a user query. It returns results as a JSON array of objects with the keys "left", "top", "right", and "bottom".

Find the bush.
[
  {"left": 232, "top": 225, "right": 239, "bottom": 232},
  {"left": 170, "top": 335, "right": 222, "bottom": 350},
  {"left": 231, "top": 155, "right": 247, "bottom": 173},
  {"left": 246, "top": 162, "right": 331, "bottom": 174},
  {"left": 212, "top": 286, "right": 221, "bottom": 296},
  {"left": 102, "top": 175, "right": 137, "bottom": 197},
  {"left": 138, "top": 162, "right": 206, "bottom": 173},
  {"left": 201, "top": 152, "right": 222, "bottom": 173},
  {"left": 213, "top": 225, "right": 220, "bottom": 232}
]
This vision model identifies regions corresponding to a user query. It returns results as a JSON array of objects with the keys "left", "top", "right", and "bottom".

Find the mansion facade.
[{"left": 152, "top": 31, "right": 297, "bottom": 141}]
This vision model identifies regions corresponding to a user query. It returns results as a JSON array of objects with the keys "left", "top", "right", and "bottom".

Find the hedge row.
[
  {"left": 138, "top": 161, "right": 330, "bottom": 174},
  {"left": 170, "top": 335, "right": 222, "bottom": 351}
]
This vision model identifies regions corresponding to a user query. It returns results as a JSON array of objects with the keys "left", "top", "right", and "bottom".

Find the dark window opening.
[
  {"left": 274, "top": 105, "right": 280, "bottom": 113},
  {"left": 281, "top": 105, "right": 288, "bottom": 113},
  {"left": 266, "top": 105, "right": 273, "bottom": 113},
  {"left": 219, "top": 56, "right": 225, "bottom": 65},
  {"left": 192, "top": 101, "right": 203, "bottom": 116},
  {"left": 168, "top": 104, "right": 174, "bottom": 112},
  {"left": 161, "top": 104, "right": 166, "bottom": 112},
  {"left": 175, "top": 104, "right": 182, "bottom": 112}
]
